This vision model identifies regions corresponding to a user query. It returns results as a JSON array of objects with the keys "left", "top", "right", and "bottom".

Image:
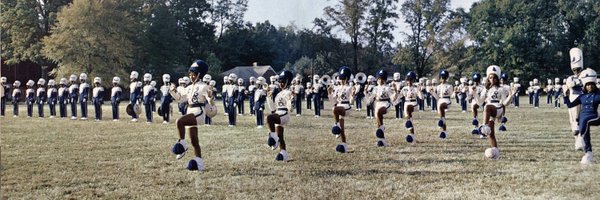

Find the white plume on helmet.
[{"left": 569, "top": 48, "right": 583, "bottom": 70}]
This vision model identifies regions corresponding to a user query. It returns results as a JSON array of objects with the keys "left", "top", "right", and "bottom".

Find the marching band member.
[
  {"left": 221, "top": 76, "right": 229, "bottom": 116},
  {"left": 565, "top": 48, "right": 584, "bottom": 150},
  {"left": 236, "top": 78, "right": 246, "bottom": 116},
  {"left": 512, "top": 77, "right": 521, "bottom": 108},
  {"left": 398, "top": 71, "right": 423, "bottom": 144},
  {"left": 68, "top": 74, "right": 79, "bottom": 120},
  {"left": 526, "top": 81, "right": 534, "bottom": 105},
  {"left": 498, "top": 73, "right": 510, "bottom": 131},
  {"left": 111, "top": 77, "right": 122, "bottom": 121},
  {"left": 206, "top": 80, "right": 217, "bottom": 126},
  {"left": 305, "top": 82, "right": 313, "bottom": 110},
  {"left": 169, "top": 59, "right": 214, "bottom": 171},
  {"left": 268, "top": 75, "right": 281, "bottom": 106},
  {"left": 353, "top": 74, "right": 365, "bottom": 111},
  {"left": 293, "top": 77, "right": 304, "bottom": 116},
  {"left": 160, "top": 74, "right": 173, "bottom": 124},
  {"left": 47, "top": 79, "right": 58, "bottom": 118},
  {"left": 226, "top": 73, "right": 239, "bottom": 126},
  {"left": 430, "top": 79, "right": 438, "bottom": 111},
  {"left": 143, "top": 73, "right": 155, "bottom": 123},
  {"left": 248, "top": 76, "right": 256, "bottom": 116},
  {"left": 418, "top": 78, "right": 426, "bottom": 111},
  {"left": 202, "top": 75, "right": 212, "bottom": 125},
  {"left": 58, "top": 78, "right": 69, "bottom": 118},
  {"left": 370, "top": 70, "right": 397, "bottom": 147},
  {"left": 532, "top": 78, "right": 541, "bottom": 108},
  {"left": 1, "top": 77, "right": 9, "bottom": 116},
  {"left": 545, "top": 79, "right": 554, "bottom": 105},
  {"left": 25, "top": 80, "right": 35, "bottom": 118},
  {"left": 79, "top": 73, "right": 90, "bottom": 120},
  {"left": 553, "top": 77, "right": 563, "bottom": 109},
  {"left": 392, "top": 73, "right": 403, "bottom": 119},
  {"left": 459, "top": 77, "right": 468, "bottom": 112},
  {"left": 472, "top": 65, "right": 517, "bottom": 160},
  {"left": 266, "top": 70, "right": 295, "bottom": 161},
  {"left": 364, "top": 75, "right": 376, "bottom": 119},
  {"left": 129, "top": 71, "right": 142, "bottom": 122},
  {"left": 12, "top": 81, "right": 21, "bottom": 117},
  {"left": 92, "top": 77, "right": 104, "bottom": 121},
  {"left": 329, "top": 66, "right": 354, "bottom": 153},
  {"left": 36, "top": 78, "right": 46, "bottom": 118},
  {"left": 564, "top": 68, "right": 599, "bottom": 164},
  {"left": 312, "top": 75, "right": 322, "bottom": 118},
  {"left": 469, "top": 73, "right": 485, "bottom": 136},
  {"left": 178, "top": 77, "right": 190, "bottom": 115},
  {"left": 150, "top": 81, "right": 157, "bottom": 113},
  {"left": 254, "top": 77, "right": 267, "bottom": 128},
  {"left": 454, "top": 80, "right": 460, "bottom": 104},
  {"left": 429, "top": 70, "right": 454, "bottom": 139},
  {"left": 424, "top": 80, "right": 433, "bottom": 110}
]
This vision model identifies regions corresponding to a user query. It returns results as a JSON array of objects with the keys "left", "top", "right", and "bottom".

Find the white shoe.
[
  {"left": 228, "top": 125, "right": 235, "bottom": 127},
  {"left": 275, "top": 150, "right": 289, "bottom": 161},
  {"left": 13, "top": 115, "right": 18, "bottom": 118},
  {"left": 268, "top": 132, "right": 280, "bottom": 150},
  {"left": 187, "top": 157, "right": 205, "bottom": 171},
  {"left": 94, "top": 119, "right": 100, "bottom": 122},
  {"left": 296, "top": 114, "right": 301, "bottom": 117},
  {"left": 257, "top": 125, "right": 263, "bottom": 129},
  {"left": 581, "top": 152, "right": 594, "bottom": 164},
  {"left": 575, "top": 135, "right": 584, "bottom": 151},
  {"left": 81, "top": 117, "right": 87, "bottom": 120},
  {"left": 113, "top": 119, "right": 119, "bottom": 121},
  {"left": 314, "top": 115, "right": 320, "bottom": 118},
  {"left": 146, "top": 121, "right": 152, "bottom": 124},
  {"left": 49, "top": 116, "right": 55, "bottom": 119},
  {"left": 71, "top": 116, "right": 77, "bottom": 120},
  {"left": 163, "top": 121, "right": 168, "bottom": 124},
  {"left": 131, "top": 118, "right": 138, "bottom": 122},
  {"left": 175, "top": 139, "right": 188, "bottom": 160}
]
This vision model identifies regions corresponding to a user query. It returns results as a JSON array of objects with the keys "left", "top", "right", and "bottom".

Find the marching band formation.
[{"left": 1, "top": 48, "right": 598, "bottom": 171}]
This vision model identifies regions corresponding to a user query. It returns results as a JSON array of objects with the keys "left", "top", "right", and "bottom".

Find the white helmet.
[
  {"left": 393, "top": 72, "right": 401, "bottom": 81},
  {"left": 26, "top": 80, "right": 35, "bottom": 87},
  {"left": 270, "top": 75, "right": 277, "bottom": 83},
  {"left": 313, "top": 75, "right": 320, "bottom": 81},
  {"left": 431, "top": 79, "right": 438, "bottom": 84},
  {"left": 367, "top": 75, "right": 374, "bottom": 83},
  {"left": 533, "top": 78, "right": 539, "bottom": 85},
  {"left": 237, "top": 78, "right": 244, "bottom": 85},
  {"left": 79, "top": 73, "right": 87, "bottom": 81},
  {"left": 113, "top": 77, "right": 121, "bottom": 84},
  {"left": 454, "top": 80, "right": 459, "bottom": 85},
  {"left": 69, "top": 74, "right": 77, "bottom": 82},
  {"left": 547, "top": 79, "right": 552, "bottom": 84},
  {"left": 579, "top": 68, "right": 597, "bottom": 86},
  {"left": 529, "top": 81, "right": 533, "bottom": 86},
  {"left": 143, "top": 73, "right": 152, "bottom": 82},
  {"left": 0, "top": 77, "right": 6, "bottom": 83},
  {"left": 47, "top": 79, "right": 56, "bottom": 86},
  {"left": 486, "top": 65, "right": 501, "bottom": 77},
  {"left": 59, "top": 78, "right": 67, "bottom": 85},
  {"left": 468, "top": 80, "right": 473, "bottom": 85},
  {"left": 554, "top": 78, "right": 560, "bottom": 84},
  {"left": 513, "top": 77, "right": 519, "bottom": 83},
  {"left": 202, "top": 74, "right": 212, "bottom": 82},
  {"left": 13, "top": 80, "right": 21, "bottom": 87},
  {"left": 209, "top": 80, "right": 216, "bottom": 86},
  {"left": 130, "top": 71, "right": 139, "bottom": 79},
  {"left": 228, "top": 73, "right": 237, "bottom": 82},
  {"left": 306, "top": 82, "right": 312, "bottom": 87},
  {"left": 257, "top": 77, "right": 266, "bottom": 85},
  {"left": 182, "top": 77, "right": 190, "bottom": 85},
  {"left": 249, "top": 76, "right": 256, "bottom": 82},
  {"left": 178, "top": 78, "right": 184, "bottom": 85},
  {"left": 94, "top": 77, "right": 101, "bottom": 84},
  {"left": 569, "top": 48, "right": 583, "bottom": 70},
  {"left": 163, "top": 74, "right": 171, "bottom": 83},
  {"left": 150, "top": 81, "right": 156, "bottom": 87},
  {"left": 37, "top": 78, "right": 46, "bottom": 85},
  {"left": 426, "top": 80, "right": 431, "bottom": 85},
  {"left": 223, "top": 76, "right": 229, "bottom": 83},
  {"left": 460, "top": 77, "right": 467, "bottom": 83}
]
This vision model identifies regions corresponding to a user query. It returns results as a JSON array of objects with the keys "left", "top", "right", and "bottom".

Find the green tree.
[
  {"left": 169, "top": 0, "right": 216, "bottom": 61},
  {"left": 209, "top": 0, "right": 248, "bottom": 41},
  {"left": 1, "top": 0, "right": 71, "bottom": 66},
  {"left": 42, "top": 0, "right": 137, "bottom": 83},
  {"left": 324, "top": 0, "right": 369, "bottom": 70}
]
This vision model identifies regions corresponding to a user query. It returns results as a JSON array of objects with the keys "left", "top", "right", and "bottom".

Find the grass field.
[{"left": 2, "top": 97, "right": 600, "bottom": 199}]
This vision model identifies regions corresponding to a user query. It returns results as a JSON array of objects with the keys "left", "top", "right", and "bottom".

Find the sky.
[{"left": 244, "top": 0, "right": 479, "bottom": 42}]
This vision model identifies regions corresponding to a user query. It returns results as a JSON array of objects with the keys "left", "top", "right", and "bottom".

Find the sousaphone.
[
  {"left": 355, "top": 72, "right": 366, "bottom": 84},
  {"left": 320, "top": 75, "right": 331, "bottom": 86}
]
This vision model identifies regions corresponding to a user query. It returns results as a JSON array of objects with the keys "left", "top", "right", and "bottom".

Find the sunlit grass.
[{"left": 2, "top": 97, "right": 599, "bottom": 199}]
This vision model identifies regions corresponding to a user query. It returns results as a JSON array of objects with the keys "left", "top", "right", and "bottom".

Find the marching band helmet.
[
  {"left": 113, "top": 77, "right": 121, "bottom": 84},
  {"left": 26, "top": 80, "right": 35, "bottom": 87},
  {"left": 37, "top": 78, "right": 46, "bottom": 86},
  {"left": 439, "top": 70, "right": 449, "bottom": 79},
  {"left": 47, "top": 79, "right": 56, "bottom": 86},
  {"left": 460, "top": 77, "right": 467, "bottom": 84},
  {"left": 500, "top": 72, "right": 508, "bottom": 81},
  {"left": 513, "top": 77, "right": 519, "bottom": 83},
  {"left": 223, "top": 76, "right": 229, "bottom": 84},
  {"left": 270, "top": 75, "right": 277, "bottom": 84},
  {"left": 130, "top": 71, "right": 139, "bottom": 80},
  {"left": 178, "top": 78, "right": 184, "bottom": 85},
  {"left": 189, "top": 59, "right": 209, "bottom": 77},
  {"left": 367, "top": 75, "right": 374, "bottom": 83},
  {"left": 0, "top": 77, "right": 6, "bottom": 83},
  {"left": 306, "top": 82, "right": 312, "bottom": 87},
  {"left": 554, "top": 77, "right": 560, "bottom": 85},
  {"left": 79, "top": 73, "right": 88, "bottom": 81},
  {"left": 257, "top": 77, "right": 266, "bottom": 85},
  {"left": 60, "top": 78, "right": 68, "bottom": 85},
  {"left": 580, "top": 68, "right": 597, "bottom": 86},
  {"left": 237, "top": 78, "right": 244, "bottom": 85},
  {"left": 150, "top": 81, "right": 157, "bottom": 87},
  {"left": 163, "top": 74, "right": 171, "bottom": 83},
  {"left": 94, "top": 77, "right": 101, "bottom": 84},
  {"left": 182, "top": 77, "right": 190, "bottom": 85},
  {"left": 547, "top": 79, "right": 552, "bottom": 85},
  {"left": 454, "top": 80, "right": 459, "bottom": 85},
  {"left": 569, "top": 48, "right": 583, "bottom": 71},
  {"left": 432, "top": 79, "right": 438, "bottom": 84},
  {"left": 338, "top": 66, "right": 352, "bottom": 80},
  {"left": 143, "top": 73, "right": 152, "bottom": 82},
  {"left": 393, "top": 72, "right": 401, "bottom": 81},
  {"left": 533, "top": 78, "right": 539, "bottom": 85},
  {"left": 209, "top": 80, "right": 216, "bottom": 86},
  {"left": 472, "top": 72, "right": 481, "bottom": 82},
  {"left": 376, "top": 70, "right": 388, "bottom": 81},
  {"left": 228, "top": 73, "right": 238, "bottom": 82},
  {"left": 486, "top": 65, "right": 501, "bottom": 78},
  {"left": 406, "top": 71, "right": 417, "bottom": 81},
  {"left": 70, "top": 74, "right": 78, "bottom": 82},
  {"left": 249, "top": 76, "right": 256, "bottom": 83},
  {"left": 278, "top": 70, "right": 294, "bottom": 87},
  {"left": 313, "top": 75, "right": 320, "bottom": 82},
  {"left": 13, "top": 80, "right": 21, "bottom": 87},
  {"left": 202, "top": 74, "right": 212, "bottom": 83}
]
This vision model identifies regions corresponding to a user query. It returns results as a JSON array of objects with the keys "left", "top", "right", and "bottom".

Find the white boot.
[
  {"left": 268, "top": 132, "right": 279, "bottom": 150},
  {"left": 575, "top": 135, "right": 584, "bottom": 151},
  {"left": 581, "top": 151, "right": 594, "bottom": 164},
  {"left": 275, "top": 150, "right": 289, "bottom": 161}
]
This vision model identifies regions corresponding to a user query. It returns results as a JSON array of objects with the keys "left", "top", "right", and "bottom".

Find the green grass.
[{"left": 2, "top": 97, "right": 600, "bottom": 199}]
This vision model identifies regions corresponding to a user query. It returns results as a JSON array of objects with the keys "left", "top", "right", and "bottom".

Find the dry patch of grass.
[{"left": 2, "top": 97, "right": 600, "bottom": 199}]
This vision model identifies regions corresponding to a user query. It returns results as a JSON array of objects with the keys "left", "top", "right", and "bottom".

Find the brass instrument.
[{"left": 355, "top": 72, "right": 366, "bottom": 84}]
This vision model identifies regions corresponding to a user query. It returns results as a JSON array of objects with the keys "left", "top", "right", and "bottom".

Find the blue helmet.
[
  {"left": 278, "top": 70, "right": 294, "bottom": 87},
  {"left": 472, "top": 72, "right": 481, "bottom": 82},
  {"left": 500, "top": 72, "right": 508, "bottom": 81},
  {"left": 189, "top": 60, "right": 209, "bottom": 76},
  {"left": 338, "top": 66, "right": 352, "bottom": 80},
  {"left": 376, "top": 69, "right": 388, "bottom": 81},
  {"left": 406, "top": 71, "right": 417, "bottom": 81},
  {"left": 439, "top": 70, "right": 449, "bottom": 79}
]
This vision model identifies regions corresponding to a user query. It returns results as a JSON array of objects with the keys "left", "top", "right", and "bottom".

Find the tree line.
[{"left": 1, "top": 0, "right": 598, "bottom": 85}]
